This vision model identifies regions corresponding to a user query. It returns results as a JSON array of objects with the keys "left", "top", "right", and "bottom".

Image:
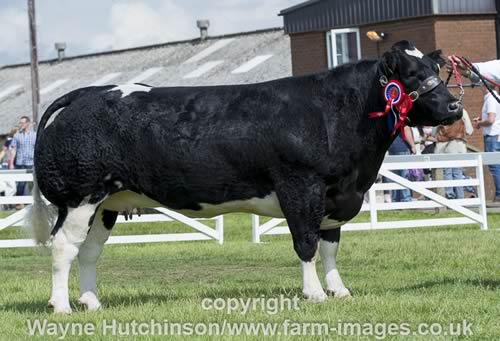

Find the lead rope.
[
  {"left": 445, "top": 58, "right": 465, "bottom": 104},
  {"left": 447, "top": 55, "right": 500, "bottom": 104}
]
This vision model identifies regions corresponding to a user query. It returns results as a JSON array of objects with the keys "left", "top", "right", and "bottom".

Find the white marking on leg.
[
  {"left": 49, "top": 204, "right": 96, "bottom": 314},
  {"left": 301, "top": 257, "right": 327, "bottom": 303},
  {"left": 78, "top": 209, "right": 111, "bottom": 311},
  {"left": 320, "top": 238, "right": 351, "bottom": 299},
  {"left": 108, "top": 83, "right": 152, "bottom": 98}
]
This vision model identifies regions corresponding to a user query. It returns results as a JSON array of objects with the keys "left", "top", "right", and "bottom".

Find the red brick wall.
[
  {"left": 290, "top": 31, "right": 328, "bottom": 76},
  {"left": 434, "top": 15, "right": 497, "bottom": 152},
  {"left": 360, "top": 17, "right": 437, "bottom": 59},
  {"left": 434, "top": 15, "right": 497, "bottom": 199}
]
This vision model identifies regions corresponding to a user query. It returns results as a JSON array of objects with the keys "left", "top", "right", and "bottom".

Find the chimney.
[
  {"left": 54, "top": 42, "right": 66, "bottom": 62},
  {"left": 197, "top": 20, "right": 210, "bottom": 40}
]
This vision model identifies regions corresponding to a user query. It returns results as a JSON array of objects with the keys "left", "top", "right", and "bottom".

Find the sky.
[{"left": 0, "top": 0, "right": 300, "bottom": 66}]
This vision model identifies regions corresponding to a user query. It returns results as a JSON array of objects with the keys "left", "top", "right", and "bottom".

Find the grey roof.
[
  {"left": 280, "top": 0, "right": 497, "bottom": 34},
  {"left": 0, "top": 28, "right": 291, "bottom": 135}
]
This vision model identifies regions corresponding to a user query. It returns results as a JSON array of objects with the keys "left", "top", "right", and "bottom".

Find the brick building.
[{"left": 280, "top": 0, "right": 500, "bottom": 197}]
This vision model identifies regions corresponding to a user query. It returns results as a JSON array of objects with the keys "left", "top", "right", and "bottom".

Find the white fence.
[
  {"left": 1, "top": 153, "right": 499, "bottom": 248},
  {"left": 251, "top": 153, "right": 491, "bottom": 242},
  {"left": 0, "top": 171, "right": 223, "bottom": 248}
]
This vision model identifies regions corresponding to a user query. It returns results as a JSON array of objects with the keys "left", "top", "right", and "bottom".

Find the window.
[{"left": 326, "top": 28, "right": 361, "bottom": 69}]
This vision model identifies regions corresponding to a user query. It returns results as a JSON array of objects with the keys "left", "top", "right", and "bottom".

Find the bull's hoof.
[
  {"left": 48, "top": 297, "right": 73, "bottom": 314},
  {"left": 303, "top": 289, "right": 328, "bottom": 303},
  {"left": 78, "top": 292, "right": 102, "bottom": 311},
  {"left": 49, "top": 301, "right": 72, "bottom": 314},
  {"left": 326, "top": 287, "right": 352, "bottom": 299}
]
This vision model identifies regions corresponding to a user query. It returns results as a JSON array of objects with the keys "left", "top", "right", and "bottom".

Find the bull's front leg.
[
  {"left": 275, "top": 171, "right": 327, "bottom": 303},
  {"left": 319, "top": 228, "right": 352, "bottom": 298}
]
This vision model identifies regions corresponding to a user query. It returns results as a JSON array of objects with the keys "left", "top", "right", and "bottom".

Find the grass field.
[{"left": 0, "top": 210, "right": 499, "bottom": 340}]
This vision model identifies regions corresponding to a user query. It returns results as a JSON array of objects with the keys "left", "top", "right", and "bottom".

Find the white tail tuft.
[{"left": 25, "top": 172, "right": 53, "bottom": 246}]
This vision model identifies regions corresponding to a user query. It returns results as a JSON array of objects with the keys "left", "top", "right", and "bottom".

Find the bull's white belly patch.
[
  {"left": 108, "top": 84, "right": 152, "bottom": 98},
  {"left": 100, "top": 190, "right": 285, "bottom": 218}
]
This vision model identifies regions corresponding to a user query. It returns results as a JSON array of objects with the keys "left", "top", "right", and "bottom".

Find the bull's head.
[{"left": 381, "top": 40, "right": 462, "bottom": 126}]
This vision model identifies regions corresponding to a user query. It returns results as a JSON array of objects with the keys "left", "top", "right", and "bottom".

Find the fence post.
[
  {"left": 215, "top": 215, "right": 224, "bottom": 244},
  {"left": 476, "top": 154, "right": 488, "bottom": 230},
  {"left": 368, "top": 185, "right": 378, "bottom": 229},
  {"left": 251, "top": 214, "right": 260, "bottom": 243}
]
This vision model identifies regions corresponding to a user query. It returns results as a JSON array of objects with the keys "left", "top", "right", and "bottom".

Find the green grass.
[{"left": 0, "top": 211, "right": 499, "bottom": 340}]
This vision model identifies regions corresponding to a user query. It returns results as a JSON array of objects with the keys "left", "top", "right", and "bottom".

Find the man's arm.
[
  {"left": 472, "top": 60, "right": 500, "bottom": 84},
  {"left": 403, "top": 126, "right": 417, "bottom": 154},
  {"left": 9, "top": 148, "right": 16, "bottom": 169},
  {"left": 448, "top": 56, "right": 500, "bottom": 84},
  {"left": 475, "top": 112, "right": 496, "bottom": 129}
]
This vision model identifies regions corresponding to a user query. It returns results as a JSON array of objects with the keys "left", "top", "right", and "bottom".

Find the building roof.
[
  {"left": 0, "top": 28, "right": 291, "bottom": 135},
  {"left": 280, "top": 0, "right": 497, "bottom": 34}
]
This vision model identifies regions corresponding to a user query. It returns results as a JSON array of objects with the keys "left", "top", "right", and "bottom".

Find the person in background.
[
  {"left": 0, "top": 127, "right": 17, "bottom": 169},
  {"left": 387, "top": 126, "right": 417, "bottom": 202},
  {"left": 9, "top": 116, "right": 36, "bottom": 209},
  {"left": 433, "top": 109, "right": 474, "bottom": 199},
  {"left": 0, "top": 127, "right": 18, "bottom": 208},
  {"left": 474, "top": 83, "right": 500, "bottom": 204},
  {"left": 448, "top": 55, "right": 500, "bottom": 84}
]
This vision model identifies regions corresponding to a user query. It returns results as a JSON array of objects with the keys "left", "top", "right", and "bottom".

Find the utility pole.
[{"left": 28, "top": 0, "right": 40, "bottom": 128}]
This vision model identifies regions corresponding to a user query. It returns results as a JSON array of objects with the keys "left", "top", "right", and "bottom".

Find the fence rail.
[
  {"left": 251, "top": 152, "right": 495, "bottom": 242},
  {"left": 1, "top": 152, "right": 500, "bottom": 248}
]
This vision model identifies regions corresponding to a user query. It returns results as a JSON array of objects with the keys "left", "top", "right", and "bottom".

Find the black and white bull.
[{"left": 29, "top": 41, "right": 462, "bottom": 314}]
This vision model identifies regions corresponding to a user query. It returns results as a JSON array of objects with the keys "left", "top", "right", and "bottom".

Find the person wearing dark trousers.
[{"left": 387, "top": 126, "right": 417, "bottom": 203}]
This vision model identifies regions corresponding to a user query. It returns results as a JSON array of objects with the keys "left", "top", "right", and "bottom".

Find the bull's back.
[{"left": 35, "top": 83, "right": 296, "bottom": 210}]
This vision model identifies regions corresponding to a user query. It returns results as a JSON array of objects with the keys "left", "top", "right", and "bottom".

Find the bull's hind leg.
[
  {"left": 320, "top": 228, "right": 351, "bottom": 298},
  {"left": 78, "top": 209, "right": 117, "bottom": 311},
  {"left": 275, "top": 172, "right": 327, "bottom": 303},
  {"left": 49, "top": 204, "right": 96, "bottom": 314}
]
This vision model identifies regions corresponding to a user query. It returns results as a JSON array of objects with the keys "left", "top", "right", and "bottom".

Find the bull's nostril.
[{"left": 448, "top": 102, "right": 459, "bottom": 112}]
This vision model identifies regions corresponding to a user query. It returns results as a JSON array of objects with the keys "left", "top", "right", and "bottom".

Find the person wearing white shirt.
[
  {"left": 448, "top": 56, "right": 500, "bottom": 84},
  {"left": 473, "top": 84, "right": 500, "bottom": 202}
]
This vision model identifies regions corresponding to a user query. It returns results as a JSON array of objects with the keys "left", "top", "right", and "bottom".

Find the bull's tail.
[
  {"left": 26, "top": 175, "right": 52, "bottom": 245},
  {"left": 28, "top": 87, "right": 96, "bottom": 246},
  {"left": 37, "top": 86, "right": 96, "bottom": 133}
]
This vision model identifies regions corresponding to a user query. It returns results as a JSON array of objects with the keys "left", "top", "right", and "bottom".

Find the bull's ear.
[
  {"left": 381, "top": 51, "right": 399, "bottom": 75},
  {"left": 426, "top": 49, "right": 445, "bottom": 67}
]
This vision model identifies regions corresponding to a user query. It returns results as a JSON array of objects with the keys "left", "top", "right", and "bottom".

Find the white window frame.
[{"left": 326, "top": 28, "right": 362, "bottom": 69}]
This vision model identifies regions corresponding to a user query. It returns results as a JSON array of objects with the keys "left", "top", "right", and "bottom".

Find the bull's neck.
[{"left": 320, "top": 60, "right": 397, "bottom": 154}]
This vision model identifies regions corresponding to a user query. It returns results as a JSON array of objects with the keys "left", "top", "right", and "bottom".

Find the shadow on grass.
[
  {"left": 103, "top": 286, "right": 302, "bottom": 307},
  {"left": 1, "top": 299, "right": 53, "bottom": 314},
  {"left": 1, "top": 287, "right": 303, "bottom": 314},
  {"left": 392, "top": 277, "right": 500, "bottom": 292}
]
